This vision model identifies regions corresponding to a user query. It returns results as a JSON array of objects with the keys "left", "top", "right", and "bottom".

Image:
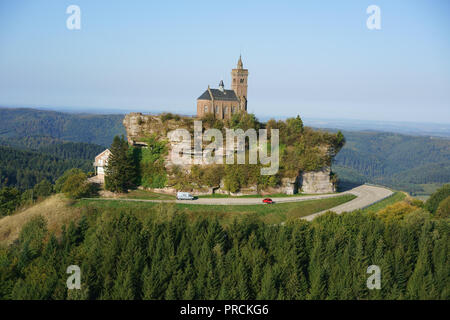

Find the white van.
[{"left": 176, "top": 192, "right": 195, "bottom": 200}]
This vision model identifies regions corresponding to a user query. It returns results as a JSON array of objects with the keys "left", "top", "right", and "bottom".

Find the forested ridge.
[
  {"left": 0, "top": 200, "right": 448, "bottom": 300},
  {"left": 334, "top": 131, "right": 450, "bottom": 194},
  {"left": 0, "top": 136, "right": 105, "bottom": 161},
  {"left": 0, "top": 108, "right": 125, "bottom": 147},
  {"left": 0, "top": 144, "right": 100, "bottom": 190},
  {"left": 2, "top": 107, "right": 449, "bottom": 195}
]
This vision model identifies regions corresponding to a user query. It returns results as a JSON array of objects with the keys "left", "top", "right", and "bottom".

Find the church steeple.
[
  {"left": 237, "top": 55, "right": 243, "bottom": 69},
  {"left": 231, "top": 55, "right": 248, "bottom": 112}
]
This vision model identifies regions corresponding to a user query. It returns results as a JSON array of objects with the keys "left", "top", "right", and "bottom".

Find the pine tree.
[
  {"left": 308, "top": 233, "right": 327, "bottom": 300},
  {"left": 105, "top": 135, "right": 137, "bottom": 192},
  {"left": 165, "top": 280, "right": 177, "bottom": 300},
  {"left": 352, "top": 232, "right": 368, "bottom": 299},
  {"left": 257, "top": 267, "right": 277, "bottom": 300},
  {"left": 183, "top": 281, "right": 196, "bottom": 300},
  {"left": 406, "top": 222, "right": 435, "bottom": 299},
  {"left": 142, "top": 266, "right": 160, "bottom": 299},
  {"left": 285, "top": 271, "right": 300, "bottom": 299}
]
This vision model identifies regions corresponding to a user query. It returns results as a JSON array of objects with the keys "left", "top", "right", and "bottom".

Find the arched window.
[{"left": 204, "top": 105, "right": 208, "bottom": 113}]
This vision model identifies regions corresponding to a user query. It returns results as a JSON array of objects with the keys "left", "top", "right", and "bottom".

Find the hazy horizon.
[{"left": 2, "top": 104, "right": 450, "bottom": 139}]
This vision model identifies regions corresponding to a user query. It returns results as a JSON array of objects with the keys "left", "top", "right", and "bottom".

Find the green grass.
[
  {"left": 110, "top": 188, "right": 332, "bottom": 200},
  {"left": 117, "top": 189, "right": 175, "bottom": 200},
  {"left": 196, "top": 192, "right": 331, "bottom": 199},
  {"left": 78, "top": 194, "right": 356, "bottom": 225},
  {"left": 362, "top": 191, "right": 406, "bottom": 214}
]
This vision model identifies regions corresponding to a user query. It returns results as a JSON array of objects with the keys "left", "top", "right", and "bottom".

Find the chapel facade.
[{"left": 196, "top": 56, "right": 248, "bottom": 119}]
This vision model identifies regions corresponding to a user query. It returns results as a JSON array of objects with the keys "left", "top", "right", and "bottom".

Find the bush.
[
  {"left": 436, "top": 196, "right": 450, "bottom": 218},
  {"left": 18, "top": 216, "right": 48, "bottom": 259},
  {"left": 33, "top": 179, "right": 53, "bottom": 198},
  {"left": 161, "top": 113, "right": 180, "bottom": 122},
  {"left": 54, "top": 168, "right": 85, "bottom": 193},
  {"left": 425, "top": 184, "right": 450, "bottom": 214},
  {"left": 133, "top": 137, "right": 167, "bottom": 189},
  {"left": 0, "top": 186, "right": 21, "bottom": 216},
  {"left": 62, "top": 172, "right": 97, "bottom": 199},
  {"left": 377, "top": 201, "right": 417, "bottom": 223},
  {"left": 21, "top": 189, "right": 35, "bottom": 206}
]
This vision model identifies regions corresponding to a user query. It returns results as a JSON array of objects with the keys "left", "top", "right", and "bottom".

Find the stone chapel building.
[{"left": 196, "top": 56, "right": 248, "bottom": 119}]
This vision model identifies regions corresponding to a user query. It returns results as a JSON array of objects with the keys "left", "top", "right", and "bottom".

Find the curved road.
[
  {"left": 301, "top": 185, "right": 392, "bottom": 221},
  {"left": 91, "top": 185, "right": 393, "bottom": 220}
]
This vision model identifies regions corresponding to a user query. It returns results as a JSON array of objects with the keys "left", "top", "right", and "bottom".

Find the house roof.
[
  {"left": 95, "top": 149, "right": 111, "bottom": 160},
  {"left": 197, "top": 89, "right": 239, "bottom": 102}
]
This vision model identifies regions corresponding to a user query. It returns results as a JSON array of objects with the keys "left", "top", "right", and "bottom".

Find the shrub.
[
  {"left": 54, "top": 168, "right": 85, "bottom": 193},
  {"left": 33, "top": 179, "right": 53, "bottom": 198},
  {"left": 62, "top": 172, "right": 97, "bottom": 199},
  {"left": 435, "top": 196, "right": 450, "bottom": 218},
  {"left": 0, "top": 187, "right": 21, "bottom": 216},
  {"left": 377, "top": 201, "right": 417, "bottom": 223},
  {"left": 18, "top": 216, "right": 48, "bottom": 259},
  {"left": 425, "top": 184, "right": 450, "bottom": 214},
  {"left": 161, "top": 112, "right": 180, "bottom": 122}
]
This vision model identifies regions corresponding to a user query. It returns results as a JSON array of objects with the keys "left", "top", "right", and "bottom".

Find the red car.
[{"left": 263, "top": 198, "right": 273, "bottom": 204}]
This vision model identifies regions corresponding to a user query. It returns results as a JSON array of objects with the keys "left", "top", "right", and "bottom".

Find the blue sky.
[{"left": 0, "top": 0, "right": 449, "bottom": 123}]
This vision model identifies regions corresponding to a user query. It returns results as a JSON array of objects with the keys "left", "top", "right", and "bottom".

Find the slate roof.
[{"left": 197, "top": 89, "right": 239, "bottom": 102}]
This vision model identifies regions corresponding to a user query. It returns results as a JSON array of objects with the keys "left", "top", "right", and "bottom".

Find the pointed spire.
[
  {"left": 219, "top": 80, "right": 225, "bottom": 92},
  {"left": 237, "top": 55, "right": 243, "bottom": 69}
]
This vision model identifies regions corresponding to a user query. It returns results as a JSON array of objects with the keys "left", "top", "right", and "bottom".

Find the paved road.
[
  {"left": 176, "top": 192, "right": 349, "bottom": 205},
  {"left": 87, "top": 185, "right": 393, "bottom": 220},
  {"left": 302, "top": 185, "right": 393, "bottom": 221}
]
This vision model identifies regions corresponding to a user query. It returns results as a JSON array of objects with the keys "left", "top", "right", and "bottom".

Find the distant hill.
[
  {"left": 0, "top": 107, "right": 125, "bottom": 146},
  {"left": 0, "top": 136, "right": 105, "bottom": 159},
  {"left": 302, "top": 118, "right": 450, "bottom": 138},
  {"left": 0, "top": 145, "right": 98, "bottom": 190},
  {"left": 1, "top": 107, "right": 449, "bottom": 195},
  {"left": 0, "top": 107, "right": 122, "bottom": 190},
  {"left": 333, "top": 131, "right": 450, "bottom": 195}
]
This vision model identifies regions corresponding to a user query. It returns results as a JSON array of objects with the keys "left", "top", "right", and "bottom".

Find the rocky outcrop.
[
  {"left": 123, "top": 113, "right": 190, "bottom": 145},
  {"left": 257, "top": 170, "right": 336, "bottom": 195},
  {"left": 299, "top": 167, "right": 335, "bottom": 194},
  {"left": 123, "top": 113, "right": 337, "bottom": 194}
]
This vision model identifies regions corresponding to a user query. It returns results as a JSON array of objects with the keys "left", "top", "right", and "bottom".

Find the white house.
[{"left": 92, "top": 149, "right": 111, "bottom": 183}]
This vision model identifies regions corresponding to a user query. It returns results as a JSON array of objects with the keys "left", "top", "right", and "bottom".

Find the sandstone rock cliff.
[
  {"left": 300, "top": 167, "right": 336, "bottom": 194},
  {"left": 123, "top": 113, "right": 337, "bottom": 194}
]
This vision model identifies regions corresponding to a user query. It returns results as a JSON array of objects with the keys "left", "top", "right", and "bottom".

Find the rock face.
[
  {"left": 300, "top": 167, "right": 335, "bottom": 194},
  {"left": 123, "top": 113, "right": 171, "bottom": 145},
  {"left": 123, "top": 113, "right": 337, "bottom": 194}
]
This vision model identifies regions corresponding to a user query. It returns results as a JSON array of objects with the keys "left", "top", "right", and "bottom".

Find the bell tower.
[{"left": 231, "top": 55, "right": 249, "bottom": 112}]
